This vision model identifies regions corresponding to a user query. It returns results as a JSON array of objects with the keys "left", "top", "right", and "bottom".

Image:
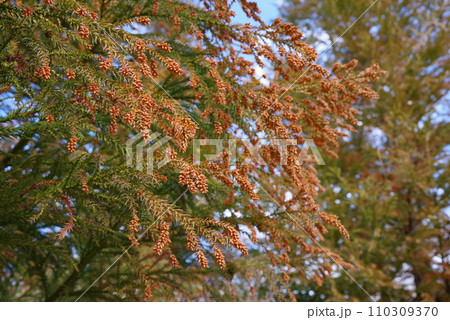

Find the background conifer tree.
[{"left": 281, "top": 0, "right": 449, "bottom": 301}]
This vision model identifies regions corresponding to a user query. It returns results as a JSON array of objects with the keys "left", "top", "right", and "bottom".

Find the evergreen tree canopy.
[
  {"left": 281, "top": 0, "right": 449, "bottom": 301},
  {"left": 0, "top": 0, "right": 383, "bottom": 301}
]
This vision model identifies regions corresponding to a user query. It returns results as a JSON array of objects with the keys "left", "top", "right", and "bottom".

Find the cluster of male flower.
[
  {"left": 178, "top": 164, "right": 208, "bottom": 194},
  {"left": 128, "top": 213, "right": 141, "bottom": 248},
  {"left": 153, "top": 221, "right": 171, "bottom": 255},
  {"left": 57, "top": 195, "right": 75, "bottom": 240}
]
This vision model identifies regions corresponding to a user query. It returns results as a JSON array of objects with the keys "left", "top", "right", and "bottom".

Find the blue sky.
[{"left": 230, "top": 0, "right": 281, "bottom": 25}]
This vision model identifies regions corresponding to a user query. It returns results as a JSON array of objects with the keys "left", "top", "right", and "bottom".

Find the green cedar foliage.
[{"left": 0, "top": 0, "right": 383, "bottom": 301}]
